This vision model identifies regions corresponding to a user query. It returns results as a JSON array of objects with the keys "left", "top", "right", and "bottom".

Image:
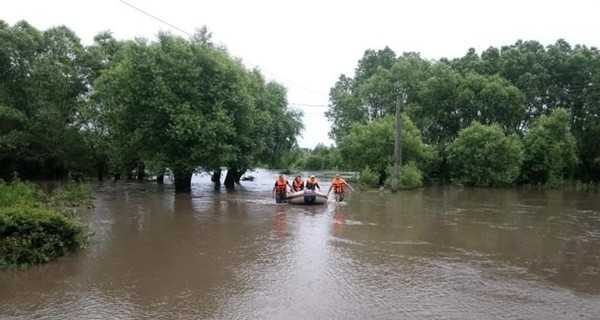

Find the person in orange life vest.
[
  {"left": 326, "top": 173, "right": 355, "bottom": 202},
  {"left": 305, "top": 175, "right": 321, "bottom": 191},
  {"left": 272, "top": 174, "right": 292, "bottom": 203},
  {"left": 292, "top": 176, "right": 304, "bottom": 192}
]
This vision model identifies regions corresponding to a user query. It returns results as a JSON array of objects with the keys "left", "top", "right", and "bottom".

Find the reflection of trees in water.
[{"left": 76, "top": 184, "right": 271, "bottom": 318}]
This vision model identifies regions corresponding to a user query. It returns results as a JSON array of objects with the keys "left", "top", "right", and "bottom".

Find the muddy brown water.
[{"left": 1, "top": 169, "right": 600, "bottom": 319}]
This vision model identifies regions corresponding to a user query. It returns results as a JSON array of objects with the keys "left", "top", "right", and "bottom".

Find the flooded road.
[{"left": 1, "top": 169, "right": 600, "bottom": 319}]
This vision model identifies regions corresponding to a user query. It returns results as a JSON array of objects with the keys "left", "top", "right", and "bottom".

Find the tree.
[
  {"left": 338, "top": 115, "right": 434, "bottom": 184},
  {"left": 95, "top": 31, "right": 302, "bottom": 192},
  {"left": 447, "top": 122, "right": 524, "bottom": 186},
  {"left": 0, "top": 21, "right": 90, "bottom": 180},
  {"left": 326, "top": 47, "right": 398, "bottom": 142},
  {"left": 522, "top": 108, "right": 578, "bottom": 187}
]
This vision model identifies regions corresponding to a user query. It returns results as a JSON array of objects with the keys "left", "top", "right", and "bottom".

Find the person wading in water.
[
  {"left": 327, "top": 173, "right": 355, "bottom": 202},
  {"left": 272, "top": 175, "right": 292, "bottom": 203}
]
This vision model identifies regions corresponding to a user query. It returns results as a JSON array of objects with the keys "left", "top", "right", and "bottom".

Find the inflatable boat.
[{"left": 286, "top": 189, "right": 328, "bottom": 205}]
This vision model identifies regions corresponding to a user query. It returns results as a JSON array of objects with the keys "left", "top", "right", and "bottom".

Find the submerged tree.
[
  {"left": 447, "top": 122, "right": 524, "bottom": 187},
  {"left": 338, "top": 115, "right": 435, "bottom": 184},
  {"left": 0, "top": 21, "right": 90, "bottom": 180},
  {"left": 95, "top": 31, "right": 302, "bottom": 192},
  {"left": 522, "top": 108, "right": 578, "bottom": 187}
]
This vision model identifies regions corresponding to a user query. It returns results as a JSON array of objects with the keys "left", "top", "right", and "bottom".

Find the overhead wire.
[
  {"left": 118, "top": 1, "right": 600, "bottom": 108},
  {"left": 118, "top": 0, "right": 328, "bottom": 102}
]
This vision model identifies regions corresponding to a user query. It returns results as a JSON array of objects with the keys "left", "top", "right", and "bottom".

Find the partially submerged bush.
[
  {"left": 384, "top": 162, "right": 424, "bottom": 190},
  {"left": 49, "top": 182, "right": 94, "bottom": 207},
  {"left": 358, "top": 167, "right": 380, "bottom": 189},
  {"left": 0, "top": 205, "right": 87, "bottom": 267},
  {"left": 0, "top": 180, "right": 92, "bottom": 268}
]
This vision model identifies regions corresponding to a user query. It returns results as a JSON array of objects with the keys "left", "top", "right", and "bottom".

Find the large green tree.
[
  {"left": 447, "top": 122, "right": 524, "bottom": 186},
  {"left": 95, "top": 32, "right": 302, "bottom": 192},
  {"left": 522, "top": 108, "right": 578, "bottom": 187},
  {"left": 0, "top": 21, "right": 90, "bottom": 180}
]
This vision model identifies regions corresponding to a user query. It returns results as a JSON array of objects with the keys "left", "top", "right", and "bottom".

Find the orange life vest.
[
  {"left": 276, "top": 178, "right": 288, "bottom": 193},
  {"left": 332, "top": 178, "right": 345, "bottom": 193},
  {"left": 293, "top": 179, "right": 303, "bottom": 191}
]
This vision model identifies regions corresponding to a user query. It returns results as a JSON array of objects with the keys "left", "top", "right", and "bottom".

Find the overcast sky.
[{"left": 4, "top": 0, "right": 600, "bottom": 148}]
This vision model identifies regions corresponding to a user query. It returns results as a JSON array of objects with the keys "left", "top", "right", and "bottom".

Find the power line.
[
  {"left": 119, "top": 0, "right": 192, "bottom": 37},
  {"left": 289, "top": 102, "right": 328, "bottom": 108},
  {"left": 118, "top": 0, "right": 328, "bottom": 99}
]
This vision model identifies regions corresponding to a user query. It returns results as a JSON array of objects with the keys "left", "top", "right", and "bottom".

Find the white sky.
[{"left": 3, "top": 0, "right": 600, "bottom": 148}]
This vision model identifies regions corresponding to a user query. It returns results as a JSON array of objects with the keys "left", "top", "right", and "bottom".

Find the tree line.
[
  {"left": 3, "top": 20, "right": 598, "bottom": 190},
  {"left": 322, "top": 40, "right": 600, "bottom": 188},
  {"left": 0, "top": 21, "right": 303, "bottom": 192}
]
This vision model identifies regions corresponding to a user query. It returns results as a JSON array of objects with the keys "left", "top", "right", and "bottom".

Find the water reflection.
[
  {"left": 1, "top": 171, "right": 600, "bottom": 319},
  {"left": 332, "top": 205, "right": 345, "bottom": 236},
  {"left": 274, "top": 207, "right": 287, "bottom": 239}
]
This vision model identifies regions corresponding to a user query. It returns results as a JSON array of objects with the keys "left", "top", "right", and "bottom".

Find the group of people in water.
[{"left": 272, "top": 173, "right": 355, "bottom": 203}]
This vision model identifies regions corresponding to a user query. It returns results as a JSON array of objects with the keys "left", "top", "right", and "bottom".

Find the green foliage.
[
  {"left": 0, "top": 180, "right": 44, "bottom": 207},
  {"left": 273, "top": 146, "right": 306, "bottom": 170},
  {"left": 357, "top": 167, "right": 380, "bottom": 189},
  {"left": 0, "top": 205, "right": 86, "bottom": 267},
  {"left": 304, "top": 154, "right": 325, "bottom": 171},
  {"left": 0, "top": 180, "right": 91, "bottom": 268},
  {"left": 328, "top": 39, "right": 600, "bottom": 183},
  {"left": 412, "top": 66, "right": 526, "bottom": 145},
  {"left": 447, "top": 122, "right": 524, "bottom": 186},
  {"left": 338, "top": 115, "right": 435, "bottom": 182},
  {"left": 384, "top": 162, "right": 423, "bottom": 190},
  {"left": 0, "top": 21, "right": 93, "bottom": 180},
  {"left": 95, "top": 32, "right": 302, "bottom": 190},
  {"left": 48, "top": 182, "right": 94, "bottom": 208},
  {"left": 523, "top": 108, "right": 578, "bottom": 187}
]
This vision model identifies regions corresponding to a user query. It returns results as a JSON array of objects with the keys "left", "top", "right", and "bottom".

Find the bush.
[
  {"left": 0, "top": 205, "right": 87, "bottom": 267},
  {"left": 304, "top": 154, "right": 325, "bottom": 171},
  {"left": 384, "top": 162, "right": 423, "bottom": 190},
  {"left": 447, "top": 122, "right": 524, "bottom": 186},
  {"left": 358, "top": 167, "right": 380, "bottom": 189},
  {"left": 522, "top": 108, "right": 578, "bottom": 188},
  {"left": 49, "top": 182, "right": 94, "bottom": 207},
  {"left": 0, "top": 180, "right": 44, "bottom": 208}
]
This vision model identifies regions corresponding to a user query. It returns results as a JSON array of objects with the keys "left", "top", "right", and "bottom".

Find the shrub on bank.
[
  {"left": 0, "top": 180, "right": 44, "bottom": 208},
  {"left": 0, "top": 205, "right": 86, "bottom": 267},
  {"left": 49, "top": 182, "right": 94, "bottom": 208},
  {"left": 0, "top": 180, "right": 91, "bottom": 268}
]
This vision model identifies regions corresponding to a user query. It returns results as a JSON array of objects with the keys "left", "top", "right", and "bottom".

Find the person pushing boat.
[
  {"left": 272, "top": 175, "right": 292, "bottom": 203},
  {"left": 292, "top": 176, "right": 304, "bottom": 192},
  {"left": 305, "top": 175, "right": 321, "bottom": 191},
  {"left": 327, "top": 173, "right": 354, "bottom": 202}
]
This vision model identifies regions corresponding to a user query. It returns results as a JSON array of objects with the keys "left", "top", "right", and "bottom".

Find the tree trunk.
[
  {"left": 156, "top": 170, "right": 164, "bottom": 184},
  {"left": 234, "top": 168, "right": 246, "bottom": 184},
  {"left": 96, "top": 160, "right": 105, "bottom": 181},
  {"left": 137, "top": 162, "right": 145, "bottom": 182},
  {"left": 211, "top": 169, "right": 222, "bottom": 183},
  {"left": 224, "top": 167, "right": 237, "bottom": 190},
  {"left": 174, "top": 170, "right": 193, "bottom": 193},
  {"left": 211, "top": 169, "right": 222, "bottom": 190}
]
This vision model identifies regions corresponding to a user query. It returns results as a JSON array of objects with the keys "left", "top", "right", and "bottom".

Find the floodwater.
[{"left": 1, "top": 169, "right": 600, "bottom": 320}]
